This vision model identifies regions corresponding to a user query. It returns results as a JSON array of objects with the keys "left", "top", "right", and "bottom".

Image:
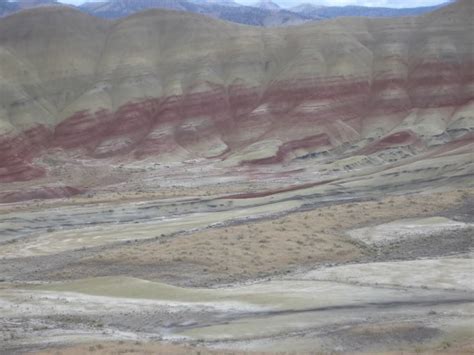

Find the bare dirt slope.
[
  {"left": 0, "top": 1, "right": 473, "bottom": 354},
  {"left": 0, "top": 0, "right": 472, "bottom": 198},
  {"left": 0, "top": 188, "right": 472, "bottom": 354}
]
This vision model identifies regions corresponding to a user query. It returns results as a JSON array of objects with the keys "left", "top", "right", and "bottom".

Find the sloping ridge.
[{"left": 0, "top": 0, "right": 472, "bottom": 183}]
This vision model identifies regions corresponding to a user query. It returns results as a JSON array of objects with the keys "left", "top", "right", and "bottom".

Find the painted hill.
[{"left": 0, "top": 0, "right": 472, "bottom": 191}]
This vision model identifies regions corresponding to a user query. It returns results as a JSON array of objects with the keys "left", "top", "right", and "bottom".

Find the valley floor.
[{"left": 0, "top": 154, "right": 473, "bottom": 354}]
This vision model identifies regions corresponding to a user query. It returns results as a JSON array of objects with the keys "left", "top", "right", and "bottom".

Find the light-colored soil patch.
[
  {"left": 9, "top": 275, "right": 470, "bottom": 351},
  {"left": 31, "top": 276, "right": 458, "bottom": 313},
  {"left": 298, "top": 256, "right": 474, "bottom": 291},
  {"left": 0, "top": 200, "right": 302, "bottom": 258},
  {"left": 348, "top": 216, "right": 472, "bottom": 245}
]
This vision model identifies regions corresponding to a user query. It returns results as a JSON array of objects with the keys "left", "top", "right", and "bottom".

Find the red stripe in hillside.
[{"left": 0, "top": 72, "right": 471, "bottom": 183}]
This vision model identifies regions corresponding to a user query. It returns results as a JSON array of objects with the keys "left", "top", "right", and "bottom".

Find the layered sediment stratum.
[{"left": 0, "top": 0, "right": 472, "bottom": 185}]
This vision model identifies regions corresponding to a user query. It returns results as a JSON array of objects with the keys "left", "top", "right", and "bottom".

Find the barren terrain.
[
  {"left": 1, "top": 175, "right": 473, "bottom": 353},
  {"left": 0, "top": 0, "right": 473, "bottom": 354}
]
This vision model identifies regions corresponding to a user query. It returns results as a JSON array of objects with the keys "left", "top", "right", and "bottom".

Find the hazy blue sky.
[{"left": 58, "top": 0, "right": 450, "bottom": 9}]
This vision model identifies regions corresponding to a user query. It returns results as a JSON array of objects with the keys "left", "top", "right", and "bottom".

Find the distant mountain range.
[
  {"left": 255, "top": 0, "right": 281, "bottom": 11},
  {"left": 0, "top": 0, "right": 448, "bottom": 27},
  {"left": 78, "top": 0, "right": 310, "bottom": 26},
  {"left": 290, "top": 3, "right": 444, "bottom": 19},
  {"left": 0, "top": 0, "right": 59, "bottom": 15}
]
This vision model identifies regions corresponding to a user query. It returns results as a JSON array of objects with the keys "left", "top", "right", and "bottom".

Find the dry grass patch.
[{"left": 82, "top": 189, "right": 472, "bottom": 281}]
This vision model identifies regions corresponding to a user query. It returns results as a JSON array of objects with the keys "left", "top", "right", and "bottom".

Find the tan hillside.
[
  {"left": 0, "top": 0, "right": 472, "bottom": 185},
  {"left": 1, "top": 3, "right": 473, "bottom": 353}
]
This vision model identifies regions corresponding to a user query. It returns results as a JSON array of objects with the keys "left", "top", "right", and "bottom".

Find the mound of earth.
[{"left": 0, "top": 0, "right": 472, "bottom": 197}]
